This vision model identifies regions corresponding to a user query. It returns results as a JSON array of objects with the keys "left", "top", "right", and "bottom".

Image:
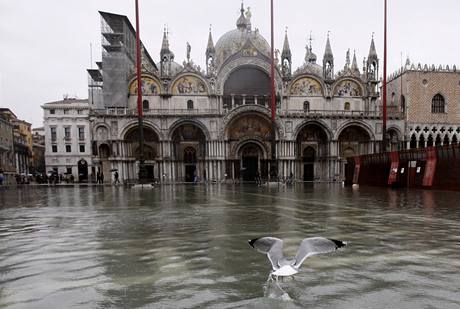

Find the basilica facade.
[{"left": 87, "top": 7, "right": 404, "bottom": 183}]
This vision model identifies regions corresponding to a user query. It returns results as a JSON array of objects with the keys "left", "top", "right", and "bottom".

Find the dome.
[
  {"left": 214, "top": 28, "right": 271, "bottom": 68},
  {"left": 293, "top": 62, "right": 323, "bottom": 77},
  {"left": 157, "top": 61, "right": 183, "bottom": 76}
]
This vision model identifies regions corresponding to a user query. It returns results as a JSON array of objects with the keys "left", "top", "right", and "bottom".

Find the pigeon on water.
[{"left": 248, "top": 237, "right": 347, "bottom": 278}]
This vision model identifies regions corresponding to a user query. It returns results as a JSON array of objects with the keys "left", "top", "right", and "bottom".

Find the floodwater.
[{"left": 1, "top": 184, "right": 460, "bottom": 309}]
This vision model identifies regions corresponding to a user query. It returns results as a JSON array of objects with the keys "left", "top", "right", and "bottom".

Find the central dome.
[
  {"left": 215, "top": 29, "right": 271, "bottom": 68},
  {"left": 214, "top": 5, "right": 271, "bottom": 69}
]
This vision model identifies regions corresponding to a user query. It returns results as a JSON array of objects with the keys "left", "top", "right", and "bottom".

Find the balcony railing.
[
  {"left": 91, "top": 108, "right": 220, "bottom": 116},
  {"left": 279, "top": 109, "right": 403, "bottom": 119}
]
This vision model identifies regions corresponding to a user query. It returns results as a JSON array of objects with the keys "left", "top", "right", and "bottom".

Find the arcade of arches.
[{"left": 99, "top": 120, "right": 379, "bottom": 183}]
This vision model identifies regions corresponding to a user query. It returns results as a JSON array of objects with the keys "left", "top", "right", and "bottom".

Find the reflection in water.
[{"left": 1, "top": 185, "right": 460, "bottom": 308}]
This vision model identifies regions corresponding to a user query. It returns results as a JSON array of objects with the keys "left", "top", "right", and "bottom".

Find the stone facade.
[
  {"left": 387, "top": 61, "right": 460, "bottom": 148},
  {"left": 0, "top": 114, "right": 15, "bottom": 184},
  {"left": 84, "top": 7, "right": 406, "bottom": 183},
  {"left": 42, "top": 99, "right": 93, "bottom": 182}
]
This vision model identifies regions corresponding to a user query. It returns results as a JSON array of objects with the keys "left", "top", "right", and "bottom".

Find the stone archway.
[
  {"left": 338, "top": 125, "right": 371, "bottom": 157},
  {"left": 171, "top": 123, "right": 206, "bottom": 182},
  {"left": 124, "top": 126, "right": 160, "bottom": 180},
  {"left": 296, "top": 123, "right": 329, "bottom": 181},
  {"left": 237, "top": 142, "right": 265, "bottom": 182},
  {"left": 226, "top": 113, "right": 274, "bottom": 180}
]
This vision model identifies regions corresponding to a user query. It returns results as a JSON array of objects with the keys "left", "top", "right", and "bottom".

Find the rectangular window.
[
  {"left": 77, "top": 110, "right": 83, "bottom": 115},
  {"left": 64, "top": 109, "right": 69, "bottom": 115},
  {"left": 78, "top": 127, "right": 85, "bottom": 140},
  {"left": 66, "top": 145, "right": 71, "bottom": 153},
  {"left": 50, "top": 109, "right": 55, "bottom": 114},
  {"left": 79, "top": 144, "right": 85, "bottom": 153},
  {"left": 52, "top": 145, "right": 58, "bottom": 153},
  {"left": 66, "top": 167, "right": 72, "bottom": 175},
  {"left": 50, "top": 127, "right": 57, "bottom": 142},
  {"left": 64, "top": 127, "right": 71, "bottom": 140}
]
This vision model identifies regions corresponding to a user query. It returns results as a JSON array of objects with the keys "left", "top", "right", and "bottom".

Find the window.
[
  {"left": 77, "top": 110, "right": 83, "bottom": 115},
  {"left": 78, "top": 127, "right": 85, "bottom": 140},
  {"left": 63, "top": 109, "right": 69, "bottom": 115},
  {"left": 79, "top": 144, "right": 85, "bottom": 153},
  {"left": 50, "top": 109, "right": 55, "bottom": 114},
  {"left": 344, "top": 102, "right": 351, "bottom": 111},
  {"left": 64, "top": 127, "right": 71, "bottom": 140},
  {"left": 142, "top": 100, "right": 149, "bottom": 110},
  {"left": 66, "top": 167, "right": 72, "bottom": 175},
  {"left": 187, "top": 100, "right": 194, "bottom": 110},
  {"left": 52, "top": 145, "right": 58, "bottom": 153},
  {"left": 66, "top": 145, "right": 71, "bottom": 153},
  {"left": 401, "top": 95, "right": 406, "bottom": 113},
  {"left": 431, "top": 94, "right": 445, "bottom": 113},
  {"left": 303, "top": 101, "right": 310, "bottom": 112},
  {"left": 50, "top": 127, "right": 57, "bottom": 142}
]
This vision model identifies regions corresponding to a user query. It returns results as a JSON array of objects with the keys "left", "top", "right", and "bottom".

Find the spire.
[
  {"left": 351, "top": 50, "right": 360, "bottom": 73},
  {"left": 160, "top": 26, "right": 174, "bottom": 61},
  {"left": 281, "top": 28, "right": 291, "bottom": 59},
  {"left": 323, "top": 32, "right": 334, "bottom": 79},
  {"left": 236, "top": 2, "right": 248, "bottom": 30},
  {"left": 305, "top": 32, "right": 317, "bottom": 63},
  {"left": 206, "top": 25, "right": 215, "bottom": 56},
  {"left": 345, "top": 49, "right": 351, "bottom": 68},
  {"left": 323, "top": 32, "right": 334, "bottom": 62},
  {"left": 368, "top": 33, "right": 378, "bottom": 61}
]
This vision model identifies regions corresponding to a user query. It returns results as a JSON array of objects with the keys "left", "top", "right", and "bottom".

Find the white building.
[{"left": 42, "top": 98, "right": 93, "bottom": 182}]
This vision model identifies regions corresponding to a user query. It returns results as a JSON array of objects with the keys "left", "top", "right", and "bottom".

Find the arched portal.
[
  {"left": 124, "top": 126, "right": 160, "bottom": 180},
  {"left": 338, "top": 125, "right": 371, "bottom": 157},
  {"left": 77, "top": 159, "right": 88, "bottom": 183},
  {"left": 223, "top": 66, "right": 271, "bottom": 109},
  {"left": 296, "top": 123, "right": 329, "bottom": 181},
  {"left": 171, "top": 123, "right": 206, "bottom": 182},
  {"left": 97, "top": 144, "right": 111, "bottom": 183},
  {"left": 302, "top": 147, "right": 316, "bottom": 181},
  {"left": 226, "top": 113, "right": 273, "bottom": 180},
  {"left": 238, "top": 142, "right": 264, "bottom": 182}
]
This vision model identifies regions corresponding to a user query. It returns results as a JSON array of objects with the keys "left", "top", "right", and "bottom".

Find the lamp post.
[{"left": 135, "top": 0, "right": 146, "bottom": 182}]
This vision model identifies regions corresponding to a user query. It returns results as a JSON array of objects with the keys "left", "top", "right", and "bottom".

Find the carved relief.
[
  {"left": 172, "top": 75, "right": 207, "bottom": 94},
  {"left": 334, "top": 80, "right": 362, "bottom": 97},
  {"left": 129, "top": 77, "right": 160, "bottom": 95},
  {"left": 290, "top": 77, "right": 323, "bottom": 96},
  {"left": 96, "top": 126, "right": 109, "bottom": 141}
]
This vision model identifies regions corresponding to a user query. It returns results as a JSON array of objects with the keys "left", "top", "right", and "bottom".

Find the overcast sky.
[{"left": 0, "top": 0, "right": 458, "bottom": 127}]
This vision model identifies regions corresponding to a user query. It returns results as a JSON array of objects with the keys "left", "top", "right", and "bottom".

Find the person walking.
[
  {"left": 96, "top": 171, "right": 101, "bottom": 184},
  {"left": 114, "top": 171, "right": 120, "bottom": 184}
]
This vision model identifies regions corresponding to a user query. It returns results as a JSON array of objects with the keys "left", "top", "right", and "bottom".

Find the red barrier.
[
  {"left": 388, "top": 151, "right": 399, "bottom": 186},
  {"left": 422, "top": 147, "right": 437, "bottom": 188}
]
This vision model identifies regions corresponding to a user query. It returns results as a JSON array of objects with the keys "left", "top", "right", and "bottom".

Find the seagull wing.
[
  {"left": 248, "top": 237, "right": 285, "bottom": 270},
  {"left": 293, "top": 237, "right": 346, "bottom": 269}
]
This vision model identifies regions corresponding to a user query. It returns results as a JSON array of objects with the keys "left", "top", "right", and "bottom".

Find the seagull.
[{"left": 248, "top": 237, "right": 347, "bottom": 279}]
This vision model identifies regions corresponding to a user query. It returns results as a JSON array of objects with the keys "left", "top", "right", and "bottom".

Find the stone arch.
[
  {"left": 171, "top": 73, "right": 209, "bottom": 95},
  {"left": 128, "top": 74, "right": 162, "bottom": 95},
  {"left": 387, "top": 127, "right": 402, "bottom": 151},
  {"left": 235, "top": 139, "right": 269, "bottom": 160},
  {"left": 216, "top": 58, "right": 282, "bottom": 95},
  {"left": 337, "top": 124, "right": 372, "bottom": 157},
  {"left": 119, "top": 120, "right": 163, "bottom": 141},
  {"left": 93, "top": 123, "right": 111, "bottom": 141},
  {"left": 293, "top": 120, "right": 333, "bottom": 142},
  {"left": 221, "top": 105, "right": 284, "bottom": 140},
  {"left": 289, "top": 75, "right": 325, "bottom": 96},
  {"left": 334, "top": 121, "right": 375, "bottom": 141},
  {"left": 332, "top": 77, "right": 365, "bottom": 97},
  {"left": 123, "top": 125, "right": 160, "bottom": 160},
  {"left": 168, "top": 119, "right": 211, "bottom": 141}
]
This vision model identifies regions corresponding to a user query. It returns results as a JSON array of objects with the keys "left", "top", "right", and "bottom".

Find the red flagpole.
[
  {"left": 270, "top": 0, "right": 276, "bottom": 122},
  {"left": 382, "top": 0, "right": 387, "bottom": 152},
  {"left": 135, "top": 0, "right": 145, "bottom": 180}
]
